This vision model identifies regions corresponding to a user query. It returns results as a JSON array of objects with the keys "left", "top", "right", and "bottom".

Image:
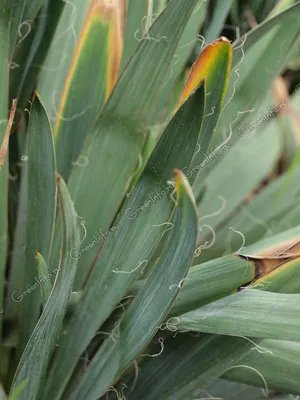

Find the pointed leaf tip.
[
  {"left": 56, "top": 172, "right": 62, "bottom": 183},
  {"left": 174, "top": 169, "right": 196, "bottom": 208},
  {"left": 178, "top": 37, "right": 232, "bottom": 108}
]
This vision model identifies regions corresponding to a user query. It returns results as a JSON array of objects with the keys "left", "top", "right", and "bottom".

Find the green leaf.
[
  {"left": 52, "top": 1, "right": 126, "bottom": 179},
  {"left": 231, "top": 2, "right": 300, "bottom": 68},
  {"left": 199, "top": 165, "right": 300, "bottom": 263},
  {"left": 17, "top": 94, "right": 56, "bottom": 355},
  {"left": 131, "top": 254, "right": 255, "bottom": 317},
  {"left": 9, "top": 0, "right": 42, "bottom": 56},
  {"left": 214, "top": 2, "right": 300, "bottom": 148},
  {"left": 205, "top": 0, "right": 235, "bottom": 43},
  {"left": 129, "top": 333, "right": 253, "bottom": 400},
  {"left": 252, "top": 256, "right": 300, "bottom": 294},
  {"left": 4, "top": 152, "right": 28, "bottom": 321},
  {"left": 268, "top": 0, "right": 299, "bottom": 18},
  {"left": 152, "top": 0, "right": 207, "bottom": 122},
  {"left": 10, "top": 176, "right": 80, "bottom": 400},
  {"left": 248, "top": 0, "right": 277, "bottom": 22},
  {"left": 0, "top": 0, "right": 10, "bottom": 340},
  {"left": 224, "top": 339, "right": 300, "bottom": 395},
  {"left": 0, "top": 383, "right": 7, "bottom": 400},
  {"left": 70, "top": 170, "right": 198, "bottom": 399},
  {"left": 121, "top": 0, "right": 153, "bottom": 68},
  {"left": 193, "top": 118, "right": 281, "bottom": 264},
  {"left": 11, "top": 0, "right": 50, "bottom": 103},
  {"left": 181, "top": 38, "right": 232, "bottom": 186},
  {"left": 153, "top": 0, "right": 166, "bottom": 15},
  {"left": 59, "top": 0, "right": 203, "bottom": 289},
  {"left": 8, "top": 380, "right": 28, "bottom": 400},
  {"left": 193, "top": 379, "right": 273, "bottom": 400},
  {"left": 243, "top": 225, "right": 300, "bottom": 256},
  {"left": 176, "top": 289, "right": 300, "bottom": 341},
  {"left": 44, "top": 84, "right": 205, "bottom": 400},
  {"left": 10, "top": 1, "right": 65, "bottom": 109},
  {"left": 36, "top": 252, "right": 52, "bottom": 308},
  {"left": 37, "top": 0, "right": 103, "bottom": 127},
  {"left": 170, "top": 255, "right": 255, "bottom": 317}
]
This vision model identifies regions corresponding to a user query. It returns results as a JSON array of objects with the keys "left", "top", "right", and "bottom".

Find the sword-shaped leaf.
[
  {"left": 36, "top": 252, "right": 52, "bottom": 308},
  {"left": 178, "top": 37, "right": 232, "bottom": 186},
  {"left": 17, "top": 94, "right": 56, "bottom": 355},
  {"left": 59, "top": 0, "right": 202, "bottom": 289},
  {"left": 10, "top": 176, "right": 80, "bottom": 400},
  {"left": 129, "top": 333, "right": 253, "bottom": 400},
  {"left": 0, "top": 1, "right": 11, "bottom": 340},
  {"left": 176, "top": 289, "right": 300, "bottom": 341},
  {"left": 224, "top": 339, "right": 300, "bottom": 395},
  {"left": 121, "top": 0, "right": 153, "bottom": 68},
  {"left": 70, "top": 170, "right": 198, "bottom": 399},
  {"left": 44, "top": 84, "right": 205, "bottom": 400},
  {"left": 213, "top": 2, "right": 300, "bottom": 148},
  {"left": 53, "top": 0, "right": 126, "bottom": 179}
]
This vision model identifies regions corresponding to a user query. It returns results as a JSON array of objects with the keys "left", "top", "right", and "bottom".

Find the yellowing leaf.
[{"left": 178, "top": 37, "right": 232, "bottom": 107}]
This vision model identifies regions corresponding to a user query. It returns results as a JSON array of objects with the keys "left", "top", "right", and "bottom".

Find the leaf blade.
[
  {"left": 70, "top": 170, "right": 198, "bottom": 399},
  {"left": 45, "top": 84, "right": 205, "bottom": 400},
  {"left": 53, "top": 0, "right": 126, "bottom": 179},
  {"left": 10, "top": 176, "right": 80, "bottom": 400},
  {"left": 177, "top": 289, "right": 300, "bottom": 341},
  {"left": 17, "top": 94, "right": 57, "bottom": 355}
]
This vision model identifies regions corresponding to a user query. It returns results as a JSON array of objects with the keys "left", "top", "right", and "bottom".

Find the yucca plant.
[{"left": 1, "top": 0, "right": 300, "bottom": 399}]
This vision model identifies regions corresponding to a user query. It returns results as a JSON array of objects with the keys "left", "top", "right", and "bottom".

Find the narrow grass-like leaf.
[
  {"left": 252, "top": 256, "right": 300, "bottom": 293},
  {"left": 131, "top": 254, "right": 255, "bottom": 317},
  {"left": 70, "top": 170, "right": 198, "bottom": 399},
  {"left": 36, "top": 253, "right": 52, "bottom": 308},
  {"left": 8, "top": 380, "right": 28, "bottom": 400},
  {"left": 37, "top": 0, "right": 101, "bottom": 125},
  {"left": 17, "top": 94, "right": 56, "bottom": 354},
  {"left": 224, "top": 339, "right": 300, "bottom": 395},
  {"left": 130, "top": 334, "right": 253, "bottom": 400},
  {"left": 0, "top": 383, "right": 6, "bottom": 400},
  {"left": 121, "top": 0, "right": 153, "bottom": 68},
  {"left": 170, "top": 255, "right": 255, "bottom": 316},
  {"left": 214, "top": 2, "right": 300, "bottom": 147},
  {"left": 153, "top": 0, "right": 166, "bottom": 14},
  {"left": 193, "top": 379, "right": 273, "bottom": 400},
  {"left": 173, "top": 246, "right": 300, "bottom": 321},
  {"left": 9, "top": 1, "right": 65, "bottom": 110},
  {"left": 4, "top": 153, "right": 28, "bottom": 321},
  {"left": 10, "top": 176, "right": 80, "bottom": 400},
  {"left": 152, "top": 0, "right": 207, "bottom": 121},
  {"left": 231, "top": 2, "right": 300, "bottom": 68},
  {"left": 12, "top": 0, "right": 51, "bottom": 104},
  {"left": 268, "top": 0, "right": 299, "bottom": 18},
  {"left": 0, "top": 1, "right": 10, "bottom": 340},
  {"left": 199, "top": 165, "right": 300, "bottom": 263},
  {"left": 61, "top": 0, "right": 202, "bottom": 288},
  {"left": 138, "top": 246, "right": 300, "bottom": 321},
  {"left": 178, "top": 38, "right": 232, "bottom": 107},
  {"left": 194, "top": 119, "right": 281, "bottom": 263},
  {"left": 9, "top": 0, "right": 42, "bottom": 56},
  {"left": 45, "top": 85, "right": 205, "bottom": 400},
  {"left": 242, "top": 225, "right": 300, "bottom": 256},
  {"left": 177, "top": 289, "right": 300, "bottom": 341},
  {"left": 205, "top": 0, "right": 235, "bottom": 43},
  {"left": 54, "top": 0, "right": 126, "bottom": 179},
  {"left": 179, "top": 38, "right": 232, "bottom": 185}
]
